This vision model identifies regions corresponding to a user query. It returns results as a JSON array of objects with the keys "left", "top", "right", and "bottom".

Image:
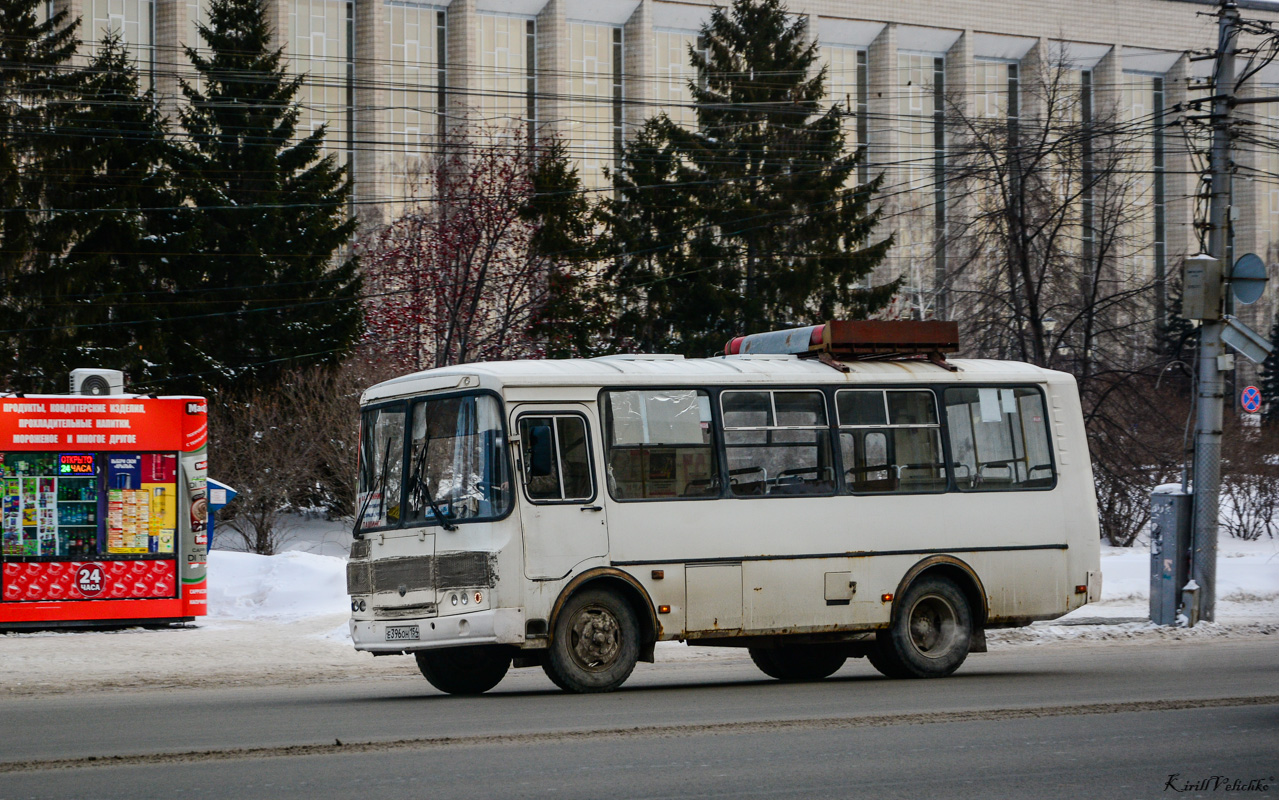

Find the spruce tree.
[
  {"left": 172, "top": 0, "right": 361, "bottom": 393},
  {"left": 1262, "top": 312, "right": 1279, "bottom": 423},
  {"left": 599, "top": 0, "right": 894, "bottom": 356},
  {"left": 0, "top": 0, "right": 79, "bottom": 390},
  {"left": 39, "top": 35, "right": 185, "bottom": 387},
  {"left": 598, "top": 118, "right": 731, "bottom": 353},
  {"left": 524, "top": 138, "right": 619, "bottom": 358},
  {"left": 1151, "top": 277, "right": 1197, "bottom": 395}
]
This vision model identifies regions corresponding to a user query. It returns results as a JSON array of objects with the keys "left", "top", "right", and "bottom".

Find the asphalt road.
[{"left": 2, "top": 638, "right": 1277, "bottom": 800}]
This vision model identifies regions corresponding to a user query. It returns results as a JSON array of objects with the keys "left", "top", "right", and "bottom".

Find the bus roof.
[{"left": 361, "top": 355, "right": 1073, "bottom": 405}]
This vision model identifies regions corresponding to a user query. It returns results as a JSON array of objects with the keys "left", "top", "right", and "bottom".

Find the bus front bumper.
[{"left": 351, "top": 607, "right": 526, "bottom": 653}]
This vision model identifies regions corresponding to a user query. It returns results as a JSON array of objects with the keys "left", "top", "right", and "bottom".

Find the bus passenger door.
[{"left": 512, "top": 407, "right": 609, "bottom": 580}]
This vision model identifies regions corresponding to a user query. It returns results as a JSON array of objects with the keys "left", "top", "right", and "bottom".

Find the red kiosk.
[{"left": 0, "top": 386, "right": 208, "bottom": 628}]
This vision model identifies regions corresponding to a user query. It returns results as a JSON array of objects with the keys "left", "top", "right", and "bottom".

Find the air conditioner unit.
[{"left": 69, "top": 369, "right": 125, "bottom": 396}]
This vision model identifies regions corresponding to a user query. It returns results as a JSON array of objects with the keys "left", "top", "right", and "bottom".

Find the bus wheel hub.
[{"left": 571, "top": 606, "right": 620, "bottom": 669}]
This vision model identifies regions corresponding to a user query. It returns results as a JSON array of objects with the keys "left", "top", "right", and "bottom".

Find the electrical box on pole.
[
  {"left": 1150, "top": 486, "right": 1193, "bottom": 626},
  {"left": 1182, "top": 254, "right": 1222, "bottom": 320}
]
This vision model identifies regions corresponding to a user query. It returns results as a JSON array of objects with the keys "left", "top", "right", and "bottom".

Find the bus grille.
[
  {"left": 347, "top": 552, "right": 496, "bottom": 596},
  {"left": 350, "top": 539, "right": 371, "bottom": 560},
  {"left": 371, "top": 557, "right": 435, "bottom": 594}
]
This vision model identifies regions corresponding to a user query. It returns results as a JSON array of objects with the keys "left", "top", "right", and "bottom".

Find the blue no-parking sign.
[{"left": 1241, "top": 385, "right": 1262, "bottom": 414}]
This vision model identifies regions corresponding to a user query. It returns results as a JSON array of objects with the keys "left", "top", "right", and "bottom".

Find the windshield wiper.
[
  {"left": 353, "top": 435, "right": 393, "bottom": 539},
  {"left": 411, "top": 427, "right": 458, "bottom": 532}
]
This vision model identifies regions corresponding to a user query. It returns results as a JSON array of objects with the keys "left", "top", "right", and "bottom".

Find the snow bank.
[
  {"left": 1082, "top": 536, "right": 1279, "bottom": 608},
  {"left": 987, "top": 535, "right": 1279, "bottom": 645},
  {"left": 206, "top": 550, "right": 349, "bottom": 622}
]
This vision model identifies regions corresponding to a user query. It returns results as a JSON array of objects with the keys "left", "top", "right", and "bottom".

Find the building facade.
[{"left": 47, "top": 0, "right": 1279, "bottom": 366}]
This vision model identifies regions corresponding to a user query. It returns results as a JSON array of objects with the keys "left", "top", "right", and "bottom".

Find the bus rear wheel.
[
  {"left": 415, "top": 645, "right": 511, "bottom": 695},
  {"left": 543, "top": 588, "right": 640, "bottom": 693},
  {"left": 749, "top": 645, "right": 847, "bottom": 682},
  {"left": 869, "top": 575, "right": 972, "bottom": 679}
]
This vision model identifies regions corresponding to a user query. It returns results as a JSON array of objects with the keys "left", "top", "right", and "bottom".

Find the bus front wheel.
[
  {"left": 749, "top": 645, "right": 847, "bottom": 681},
  {"left": 543, "top": 588, "right": 640, "bottom": 693},
  {"left": 869, "top": 575, "right": 972, "bottom": 679},
  {"left": 415, "top": 645, "right": 511, "bottom": 695}
]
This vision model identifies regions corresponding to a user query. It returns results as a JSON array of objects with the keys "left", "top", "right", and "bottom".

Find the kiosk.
[{"left": 0, "top": 393, "right": 208, "bottom": 628}]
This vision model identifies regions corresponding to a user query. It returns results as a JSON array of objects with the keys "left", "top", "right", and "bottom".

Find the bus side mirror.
[{"left": 527, "top": 425, "right": 554, "bottom": 477}]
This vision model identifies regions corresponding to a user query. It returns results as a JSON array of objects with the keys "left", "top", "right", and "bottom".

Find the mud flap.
[
  {"left": 969, "top": 627, "right": 988, "bottom": 653},
  {"left": 639, "top": 641, "right": 655, "bottom": 663}
]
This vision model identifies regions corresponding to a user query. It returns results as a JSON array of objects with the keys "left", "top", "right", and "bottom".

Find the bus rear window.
[{"left": 603, "top": 390, "right": 718, "bottom": 501}]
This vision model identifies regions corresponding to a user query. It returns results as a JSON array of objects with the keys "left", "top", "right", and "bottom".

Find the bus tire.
[
  {"left": 543, "top": 588, "right": 640, "bottom": 693},
  {"left": 865, "top": 640, "right": 911, "bottom": 679},
  {"left": 415, "top": 645, "right": 511, "bottom": 695},
  {"left": 871, "top": 575, "right": 972, "bottom": 679},
  {"left": 748, "top": 645, "right": 847, "bottom": 682}
]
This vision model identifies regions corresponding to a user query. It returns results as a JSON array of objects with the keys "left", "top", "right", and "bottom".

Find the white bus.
[{"left": 347, "top": 324, "right": 1101, "bottom": 694}]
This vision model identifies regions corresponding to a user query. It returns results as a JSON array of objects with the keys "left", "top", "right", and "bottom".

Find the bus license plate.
[{"left": 385, "top": 625, "right": 420, "bottom": 641}]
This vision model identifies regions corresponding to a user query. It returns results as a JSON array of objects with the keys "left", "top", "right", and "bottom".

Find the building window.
[
  {"left": 89, "top": 0, "right": 156, "bottom": 86},
  {"left": 1081, "top": 70, "right": 1094, "bottom": 263},
  {"left": 1121, "top": 74, "right": 1165, "bottom": 299},
  {"left": 821, "top": 44, "right": 863, "bottom": 185},
  {"left": 857, "top": 50, "right": 868, "bottom": 186},
  {"left": 655, "top": 29, "right": 701, "bottom": 129},
  {"left": 612, "top": 27, "right": 623, "bottom": 169},
  {"left": 386, "top": 1, "right": 443, "bottom": 202},
  {"left": 184, "top": 0, "right": 209, "bottom": 87},
  {"left": 1153, "top": 77, "right": 1167, "bottom": 323},
  {"left": 291, "top": 0, "right": 354, "bottom": 166},
  {"left": 1263, "top": 100, "right": 1279, "bottom": 273},
  {"left": 477, "top": 13, "right": 535, "bottom": 137},
  {"left": 568, "top": 21, "right": 620, "bottom": 190},
  {"left": 895, "top": 52, "right": 946, "bottom": 320}
]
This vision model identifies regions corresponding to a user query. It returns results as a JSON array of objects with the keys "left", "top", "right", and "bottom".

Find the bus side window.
[
  {"left": 722, "top": 390, "right": 834, "bottom": 497},
  {"left": 943, "top": 387, "right": 1055, "bottom": 491},
  {"left": 835, "top": 390, "right": 946, "bottom": 494},
  {"left": 518, "top": 416, "right": 594, "bottom": 503},
  {"left": 602, "top": 390, "right": 719, "bottom": 501}
]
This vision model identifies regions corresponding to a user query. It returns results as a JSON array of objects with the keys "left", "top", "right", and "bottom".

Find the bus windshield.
[
  {"left": 357, "top": 393, "right": 510, "bottom": 531},
  {"left": 405, "top": 393, "right": 510, "bottom": 526}
]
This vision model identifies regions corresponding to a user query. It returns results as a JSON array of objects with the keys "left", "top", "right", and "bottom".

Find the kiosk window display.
[{"left": 0, "top": 395, "right": 207, "bottom": 627}]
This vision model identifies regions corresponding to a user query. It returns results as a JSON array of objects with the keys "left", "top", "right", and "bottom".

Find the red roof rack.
[{"left": 724, "top": 321, "right": 959, "bottom": 371}]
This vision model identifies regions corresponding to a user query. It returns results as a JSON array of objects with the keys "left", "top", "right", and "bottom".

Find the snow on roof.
[{"left": 362, "top": 354, "right": 1069, "bottom": 404}]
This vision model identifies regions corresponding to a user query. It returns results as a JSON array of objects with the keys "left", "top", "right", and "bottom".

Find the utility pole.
[{"left": 1191, "top": 0, "right": 1238, "bottom": 625}]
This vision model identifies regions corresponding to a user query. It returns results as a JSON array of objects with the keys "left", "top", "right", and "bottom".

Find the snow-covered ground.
[{"left": 2, "top": 516, "right": 1276, "bottom": 697}]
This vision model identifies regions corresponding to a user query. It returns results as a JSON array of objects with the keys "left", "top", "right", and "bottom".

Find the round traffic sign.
[
  {"left": 1241, "top": 385, "right": 1262, "bottom": 414},
  {"left": 1231, "top": 253, "right": 1268, "bottom": 305}
]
